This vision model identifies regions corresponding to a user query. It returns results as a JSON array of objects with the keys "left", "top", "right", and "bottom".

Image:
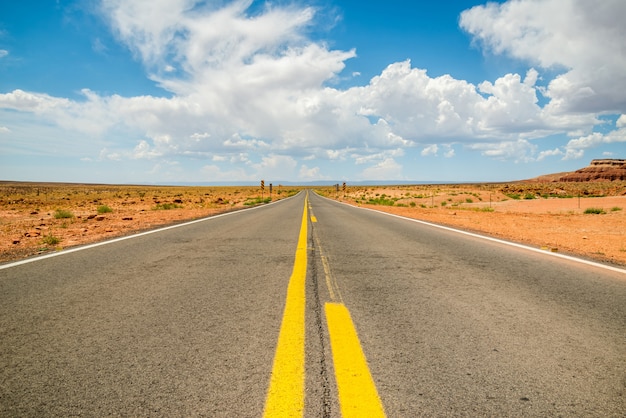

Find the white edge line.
[
  {"left": 0, "top": 194, "right": 297, "bottom": 271},
  {"left": 316, "top": 193, "right": 626, "bottom": 275}
]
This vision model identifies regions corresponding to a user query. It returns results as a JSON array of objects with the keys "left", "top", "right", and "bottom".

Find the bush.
[
  {"left": 42, "top": 233, "right": 61, "bottom": 245},
  {"left": 54, "top": 209, "right": 74, "bottom": 219},
  {"left": 367, "top": 197, "right": 395, "bottom": 206},
  {"left": 244, "top": 197, "right": 271, "bottom": 206},
  {"left": 97, "top": 205, "right": 113, "bottom": 214},
  {"left": 153, "top": 203, "right": 182, "bottom": 210},
  {"left": 584, "top": 207, "right": 605, "bottom": 214}
]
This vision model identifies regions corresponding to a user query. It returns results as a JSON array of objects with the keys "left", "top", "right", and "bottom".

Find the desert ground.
[
  {"left": 1, "top": 181, "right": 625, "bottom": 267},
  {"left": 318, "top": 181, "right": 626, "bottom": 267},
  {"left": 0, "top": 183, "right": 298, "bottom": 263}
]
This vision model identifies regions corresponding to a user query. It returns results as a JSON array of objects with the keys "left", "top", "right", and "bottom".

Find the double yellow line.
[{"left": 263, "top": 193, "right": 385, "bottom": 417}]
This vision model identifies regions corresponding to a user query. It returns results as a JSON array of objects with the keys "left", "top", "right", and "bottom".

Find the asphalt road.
[{"left": 1, "top": 191, "right": 625, "bottom": 417}]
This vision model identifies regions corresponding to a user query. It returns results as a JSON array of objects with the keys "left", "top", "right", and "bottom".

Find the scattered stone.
[
  {"left": 122, "top": 217, "right": 133, "bottom": 221},
  {"left": 24, "top": 230, "right": 41, "bottom": 237},
  {"left": 173, "top": 198, "right": 183, "bottom": 204},
  {"left": 87, "top": 214, "right": 97, "bottom": 219},
  {"left": 12, "top": 240, "right": 20, "bottom": 245},
  {"left": 95, "top": 216, "right": 105, "bottom": 221},
  {"left": 30, "top": 211, "right": 39, "bottom": 215}
]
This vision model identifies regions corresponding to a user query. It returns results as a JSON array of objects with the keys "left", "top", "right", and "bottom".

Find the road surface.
[{"left": 1, "top": 191, "right": 624, "bottom": 416}]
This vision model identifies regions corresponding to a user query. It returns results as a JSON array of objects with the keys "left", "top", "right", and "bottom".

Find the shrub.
[
  {"left": 244, "top": 197, "right": 271, "bottom": 206},
  {"left": 610, "top": 206, "right": 622, "bottom": 212},
  {"left": 54, "top": 209, "right": 74, "bottom": 219},
  {"left": 367, "top": 197, "right": 395, "bottom": 206},
  {"left": 97, "top": 205, "right": 113, "bottom": 214},
  {"left": 153, "top": 203, "right": 182, "bottom": 210},
  {"left": 584, "top": 207, "right": 605, "bottom": 214},
  {"left": 42, "top": 233, "right": 61, "bottom": 245}
]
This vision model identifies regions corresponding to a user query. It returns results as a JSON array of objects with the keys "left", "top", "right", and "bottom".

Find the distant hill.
[{"left": 527, "top": 159, "right": 626, "bottom": 182}]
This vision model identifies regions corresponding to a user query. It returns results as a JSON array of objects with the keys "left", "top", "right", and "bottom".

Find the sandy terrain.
[
  {"left": 0, "top": 183, "right": 296, "bottom": 263},
  {"left": 321, "top": 182, "right": 626, "bottom": 267},
  {"left": 1, "top": 181, "right": 625, "bottom": 267}
]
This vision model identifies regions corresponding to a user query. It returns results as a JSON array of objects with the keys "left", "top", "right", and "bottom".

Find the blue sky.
[{"left": 1, "top": 0, "right": 625, "bottom": 184}]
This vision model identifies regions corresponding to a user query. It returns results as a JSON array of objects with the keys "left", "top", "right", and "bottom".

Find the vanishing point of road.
[{"left": 1, "top": 191, "right": 625, "bottom": 416}]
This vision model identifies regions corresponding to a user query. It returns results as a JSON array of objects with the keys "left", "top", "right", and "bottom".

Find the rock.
[
  {"left": 24, "top": 230, "right": 41, "bottom": 237},
  {"left": 12, "top": 240, "right": 20, "bottom": 245},
  {"left": 95, "top": 216, "right": 105, "bottom": 221},
  {"left": 558, "top": 159, "right": 626, "bottom": 182},
  {"left": 122, "top": 217, "right": 133, "bottom": 221},
  {"left": 87, "top": 214, "right": 97, "bottom": 219}
]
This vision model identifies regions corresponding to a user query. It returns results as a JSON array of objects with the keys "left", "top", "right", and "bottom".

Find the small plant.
[
  {"left": 584, "top": 207, "right": 605, "bottom": 214},
  {"left": 244, "top": 197, "right": 271, "bottom": 206},
  {"left": 524, "top": 193, "right": 535, "bottom": 200},
  {"left": 465, "top": 198, "right": 473, "bottom": 204},
  {"left": 42, "top": 233, "right": 61, "bottom": 245},
  {"left": 610, "top": 206, "right": 622, "bottom": 212},
  {"left": 54, "top": 209, "right": 74, "bottom": 219},
  {"left": 367, "top": 197, "right": 395, "bottom": 206},
  {"left": 153, "top": 203, "right": 182, "bottom": 210},
  {"left": 409, "top": 202, "right": 416, "bottom": 207},
  {"left": 97, "top": 205, "right": 113, "bottom": 214}
]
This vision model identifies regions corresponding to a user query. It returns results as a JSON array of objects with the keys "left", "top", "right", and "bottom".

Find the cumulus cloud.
[
  {"left": 359, "top": 158, "right": 404, "bottom": 180},
  {"left": 1, "top": 0, "right": 625, "bottom": 182},
  {"left": 468, "top": 140, "right": 538, "bottom": 163},
  {"left": 421, "top": 144, "right": 438, "bottom": 157},
  {"left": 460, "top": 0, "right": 626, "bottom": 114},
  {"left": 0, "top": 49, "right": 8, "bottom": 58},
  {"left": 563, "top": 127, "right": 626, "bottom": 160}
]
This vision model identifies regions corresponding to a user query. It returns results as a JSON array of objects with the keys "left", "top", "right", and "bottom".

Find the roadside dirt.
[
  {"left": 1, "top": 181, "right": 625, "bottom": 267},
  {"left": 323, "top": 182, "right": 626, "bottom": 267},
  {"left": 0, "top": 183, "right": 295, "bottom": 264}
]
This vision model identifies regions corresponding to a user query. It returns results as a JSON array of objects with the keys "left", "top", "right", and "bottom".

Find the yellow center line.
[
  {"left": 263, "top": 193, "right": 309, "bottom": 417},
  {"left": 325, "top": 303, "right": 387, "bottom": 418}
]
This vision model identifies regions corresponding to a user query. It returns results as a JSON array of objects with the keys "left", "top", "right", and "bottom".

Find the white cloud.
[
  {"left": 468, "top": 139, "right": 538, "bottom": 163},
  {"left": 0, "top": 50, "right": 8, "bottom": 58},
  {"left": 563, "top": 127, "right": 626, "bottom": 160},
  {"left": 252, "top": 154, "right": 298, "bottom": 179},
  {"left": 298, "top": 165, "right": 328, "bottom": 181},
  {"left": 421, "top": 144, "right": 438, "bottom": 157},
  {"left": 443, "top": 144, "right": 455, "bottom": 158},
  {"left": 200, "top": 164, "right": 252, "bottom": 182},
  {"left": 2, "top": 0, "right": 625, "bottom": 183},
  {"left": 537, "top": 148, "right": 564, "bottom": 161},
  {"left": 460, "top": 0, "right": 626, "bottom": 114},
  {"left": 359, "top": 158, "right": 404, "bottom": 180},
  {"left": 0, "top": 126, "right": 10, "bottom": 133}
]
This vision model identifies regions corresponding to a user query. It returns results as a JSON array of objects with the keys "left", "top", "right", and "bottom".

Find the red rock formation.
[{"left": 558, "top": 159, "right": 626, "bottom": 182}]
